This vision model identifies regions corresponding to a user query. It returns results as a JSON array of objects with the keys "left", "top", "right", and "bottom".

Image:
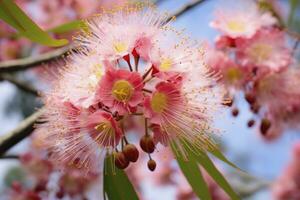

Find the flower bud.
[
  {"left": 245, "top": 93, "right": 256, "bottom": 105},
  {"left": 260, "top": 118, "right": 271, "bottom": 135},
  {"left": 123, "top": 144, "right": 139, "bottom": 162},
  {"left": 140, "top": 135, "right": 155, "bottom": 153},
  {"left": 231, "top": 108, "right": 239, "bottom": 117},
  {"left": 114, "top": 152, "right": 129, "bottom": 169},
  {"left": 147, "top": 159, "right": 156, "bottom": 171},
  {"left": 247, "top": 119, "right": 255, "bottom": 128}
]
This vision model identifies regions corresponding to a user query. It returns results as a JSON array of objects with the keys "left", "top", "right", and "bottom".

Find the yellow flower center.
[
  {"left": 151, "top": 92, "right": 168, "bottom": 113},
  {"left": 112, "top": 80, "right": 133, "bottom": 102},
  {"left": 227, "top": 21, "right": 246, "bottom": 32},
  {"left": 94, "top": 122, "right": 110, "bottom": 132},
  {"left": 248, "top": 43, "right": 273, "bottom": 63},
  {"left": 113, "top": 42, "right": 127, "bottom": 53},
  {"left": 225, "top": 67, "right": 242, "bottom": 83},
  {"left": 160, "top": 58, "right": 173, "bottom": 71}
]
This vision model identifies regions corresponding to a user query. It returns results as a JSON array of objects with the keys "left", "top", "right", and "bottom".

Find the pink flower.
[
  {"left": 204, "top": 45, "right": 250, "bottom": 88},
  {"left": 85, "top": 110, "right": 123, "bottom": 147},
  {"left": 210, "top": 0, "right": 276, "bottom": 38},
  {"left": 79, "top": 5, "right": 166, "bottom": 61},
  {"left": 37, "top": 101, "right": 115, "bottom": 173},
  {"left": 95, "top": 68, "right": 144, "bottom": 115},
  {"left": 236, "top": 29, "right": 291, "bottom": 72}
]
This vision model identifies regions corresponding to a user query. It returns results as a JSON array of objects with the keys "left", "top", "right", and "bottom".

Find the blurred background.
[{"left": 0, "top": 0, "right": 299, "bottom": 199}]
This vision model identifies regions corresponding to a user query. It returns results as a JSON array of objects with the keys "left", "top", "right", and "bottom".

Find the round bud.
[
  {"left": 245, "top": 93, "right": 256, "bottom": 105},
  {"left": 123, "top": 144, "right": 139, "bottom": 162},
  {"left": 114, "top": 152, "right": 129, "bottom": 169},
  {"left": 231, "top": 108, "right": 239, "bottom": 117},
  {"left": 247, "top": 119, "right": 255, "bottom": 128},
  {"left": 260, "top": 118, "right": 271, "bottom": 135},
  {"left": 147, "top": 159, "right": 156, "bottom": 171},
  {"left": 250, "top": 104, "right": 260, "bottom": 114},
  {"left": 140, "top": 135, "right": 155, "bottom": 153}
]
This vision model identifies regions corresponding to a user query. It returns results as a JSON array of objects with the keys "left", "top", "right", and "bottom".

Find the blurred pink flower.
[
  {"left": 236, "top": 28, "right": 291, "bottom": 72},
  {"left": 210, "top": 0, "right": 276, "bottom": 38}
]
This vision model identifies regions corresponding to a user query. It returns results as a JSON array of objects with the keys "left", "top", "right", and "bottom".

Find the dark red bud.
[
  {"left": 247, "top": 119, "right": 255, "bottom": 128},
  {"left": 250, "top": 104, "right": 260, "bottom": 114},
  {"left": 147, "top": 159, "right": 156, "bottom": 171},
  {"left": 123, "top": 144, "right": 139, "bottom": 162},
  {"left": 140, "top": 135, "right": 155, "bottom": 153},
  {"left": 260, "top": 118, "right": 271, "bottom": 135},
  {"left": 245, "top": 93, "right": 256, "bottom": 105},
  {"left": 114, "top": 152, "right": 129, "bottom": 169},
  {"left": 231, "top": 108, "right": 239, "bottom": 117}
]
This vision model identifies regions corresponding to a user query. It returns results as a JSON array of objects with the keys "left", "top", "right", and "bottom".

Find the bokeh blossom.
[{"left": 210, "top": 0, "right": 276, "bottom": 38}]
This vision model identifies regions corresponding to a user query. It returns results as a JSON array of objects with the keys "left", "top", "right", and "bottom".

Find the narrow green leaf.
[
  {"left": 208, "top": 147, "right": 241, "bottom": 171},
  {"left": 171, "top": 143, "right": 212, "bottom": 200},
  {"left": 47, "top": 20, "right": 86, "bottom": 34},
  {"left": 288, "top": 0, "right": 300, "bottom": 26},
  {"left": 104, "top": 156, "right": 139, "bottom": 200},
  {"left": 0, "top": 0, "right": 68, "bottom": 47},
  {"left": 193, "top": 152, "right": 240, "bottom": 200}
]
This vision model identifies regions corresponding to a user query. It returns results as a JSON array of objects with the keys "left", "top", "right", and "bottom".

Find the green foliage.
[
  {"left": 48, "top": 20, "right": 86, "bottom": 34},
  {"left": 171, "top": 141, "right": 240, "bottom": 200},
  {"left": 173, "top": 146, "right": 212, "bottom": 200},
  {"left": 0, "top": 0, "right": 68, "bottom": 47},
  {"left": 288, "top": 0, "right": 300, "bottom": 33},
  {"left": 104, "top": 156, "right": 139, "bottom": 200},
  {"left": 4, "top": 166, "right": 26, "bottom": 187}
]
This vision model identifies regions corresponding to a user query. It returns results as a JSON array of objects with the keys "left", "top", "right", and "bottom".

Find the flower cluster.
[
  {"left": 207, "top": 0, "right": 300, "bottom": 140},
  {"left": 36, "top": 3, "right": 222, "bottom": 173},
  {"left": 3, "top": 152, "right": 98, "bottom": 200}
]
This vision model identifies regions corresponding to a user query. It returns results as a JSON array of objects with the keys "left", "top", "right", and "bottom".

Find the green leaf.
[
  {"left": 208, "top": 147, "right": 241, "bottom": 171},
  {"left": 47, "top": 20, "right": 86, "bottom": 34},
  {"left": 104, "top": 156, "right": 139, "bottom": 200},
  {"left": 193, "top": 152, "right": 240, "bottom": 200},
  {"left": 0, "top": 0, "right": 68, "bottom": 47},
  {"left": 171, "top": 143, "right": 212, "bottom": 200},
  {"left": 288, "top": 0, "right": 300, "bottom": 26},
  {"left": 172, "top": 141, "right": 240, "bottom": 200}
]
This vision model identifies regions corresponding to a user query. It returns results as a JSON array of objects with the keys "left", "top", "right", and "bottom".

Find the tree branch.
[
  {"left": 0, "top": 73, "right": 38, "bottom": 96},
  {"left": 0, "top": 108, "right": 44, "bottom": 156},
  {"left": 166, "top": 0, "right": 206, "bottom": 23},
  {"left": 0, "top": 45, "right": 71, "bottom": 73}
]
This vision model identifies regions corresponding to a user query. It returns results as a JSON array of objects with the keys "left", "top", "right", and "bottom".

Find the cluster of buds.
[
  {"left": 35, "top": 3, "right": 222, "bottom": 174},
  {"left": 206, "top": 0, "right": 300, "bottom": 140}
]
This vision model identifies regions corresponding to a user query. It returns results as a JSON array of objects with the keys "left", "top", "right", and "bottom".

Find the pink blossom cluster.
[
  {"left": 35, "top": 3, "right": 223, "bottom": 174},
  {"left": 3, "top": 152, "right": 98, "bottom": 200},
  {"left": 272, "top": 142, "right": 300, "bottom": 199},
  {"left": 208, "top": 0, "right": 300, "bottom": 140}
]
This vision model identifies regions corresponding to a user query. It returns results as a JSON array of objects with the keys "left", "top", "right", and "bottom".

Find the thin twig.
[
  {"left": 0, "top": 45, "right": 71, "bottom": 73},
  {"left": 0, "top": 154, "right": 19, "bottom": 159},
  {"left": 0, "top": 108, "right": 44, "bottom": 156},
  {"left": 0, "top": 73, "right": 38, "bottom": 96},
  {"left": 165, "top": 0, "right": 207, "bottom": 23}
]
